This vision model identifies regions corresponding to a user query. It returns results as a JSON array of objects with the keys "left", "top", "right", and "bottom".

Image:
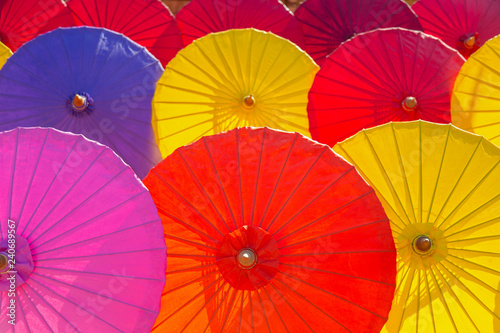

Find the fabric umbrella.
[
  {"left": 0, "top": 0, "right": 74, "bottom": 51},
  {"left": 334, "top": 120, "right": 500, "bottom": 332},
  {"left": 153, "top": 28, "right": 319, "bottom": 158},
  {"left": 175, "top": 0, "right": 305, "bottom": 49},
  {"left": 0, "top": 41, "right": 11, "bottom": 69},
  {"left": 413, "top": 0, "right": 500, "bottom": 59},
  {"left": 294, "top": 0, "right": 422, "bottom": 66},
  {"left": 308, "top": 28, "right": 465, "bottom": 147},
  {"left": 144, "top": 127, "right": 397, "bottom": 332},
  {"left": 66, "top": 0, "right": 183, "bottom": 67},
  {"left": 451, "top": 35, "right": 500, "bottom": 146},
  {"left": 0, "top": 127, "right": 166, "bottom": 332},
  {"left": 0, "top": 26, "right": 163, "bottom": 179}
]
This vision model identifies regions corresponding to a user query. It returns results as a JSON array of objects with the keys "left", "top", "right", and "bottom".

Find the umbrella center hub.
[
  {"left": 242, "top": 94, "right": 256, "bottom": 110},
  {"left": 412, "top": 235, "right": 433, "bottom": 255},
  {"left": 402, "top": 96, "right": 418, "bottom": 112},
  {"left": 237, "top": 248, "right": 257, "bottom": 269},
  {"left": 0, "top": 232, "right": 34, "bottom": 291},
  {"left": 464, "top": 33, "right": 478, "bottom": 49},
  {"left": 0, "top": 253, "right": 8, "bottom": 271},
  {"left": 70, "top": 92, "right": 94, "bottom": 115}
]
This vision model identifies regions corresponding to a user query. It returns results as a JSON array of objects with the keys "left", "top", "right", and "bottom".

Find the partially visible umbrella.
[
  {"left": 176, "top": 0, "right": 305, "bottom": 49},
  {"left": 0, "top": 41, "right": 11, "bottom": 69},
  {"left": 413, "top": 0, "right": 500, "bottom": 59},
  {"left": 66, "top": 0, "right": 183, "bottom": 66},
  {"left": 294, "top": 0, "right": 422, "bottom": 66},
  {"left": 153, "top": 28, "right": 318, "bottom": 157},
  {"left": 308, "top": 28, "right": 465, "bottom": 147},
  {"left": 452, "top": 35, "right": 500, "bottom": 145},
  {"left": 144, "top": 127, "right": 397, "bottom": 332},
  {"left": 0, "top": 27, "right": 163, "bottom": 179},
  {"left": 334, "top": 120, "right": 500, "bottom": 332},
  {"left": 0, "top": 0, "right": 74, "bottom": 51},
  {"left": 0, "top": 127, "right": 166, "bottom": 332}
]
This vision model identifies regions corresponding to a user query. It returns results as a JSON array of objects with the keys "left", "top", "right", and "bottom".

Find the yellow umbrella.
[
  {"left": 153, "top": 28, "right": 319, "bottom": 157},
  {"left": 334, "top": 120, "right": 500, "bottom": 332},
  {"left": 452, "top": 35, "right": 500, "bottom": 146},
  {"left": 0, "top": 41, "right": 12, "bottom": 69}
]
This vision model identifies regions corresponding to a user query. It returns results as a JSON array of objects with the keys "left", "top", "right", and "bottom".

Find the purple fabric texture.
[
  {"left": 0, "top": 235, "right": 34, "bottom": 291},
  {"left": 0, "top": 27, "right": 163, "bottom": 179},
  {"left": 0, "top": 127, "right": 166, "bottom": 332}
]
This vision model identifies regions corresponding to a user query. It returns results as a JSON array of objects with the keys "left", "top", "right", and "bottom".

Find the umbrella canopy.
[
  {"left": 144, "top": 127, "right": 397, "bottom": 332},
  {"left": 66, "top": 0, "right": 183, "bottom": 67},
  {"left": 334, "top": 120, "right": 500, "bottom": 332},
  {"left": 176, "top": 0, "right": 305, "bottom": 49},
  {"left": 412, "top": 0, "right": 500, "bottom": 59},
  {"left": 0, "top": 41, "right": 11, "bottom": 69},
  {"left": 451, "top": 35, "right": 500, "bottom": 146},
  {"left": 308, "top": 28, "right": 465, "bottom": 147},
  {"left": 0, "top": 127, "right": 166, "bottom": 332},
  {"left": 0, "top": 0, "right": 74, "bottom": 51},
  {"left": 153, "top": 28, "right": 319, "bottom": 158},
  {"left": 0, "top": 26, "right": 163, "bottom": 179},
  {"left": 294, "top": 0, "right": 422, "bottom": 66}
]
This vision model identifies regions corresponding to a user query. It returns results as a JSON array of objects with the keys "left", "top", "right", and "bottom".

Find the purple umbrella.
[
  {"left": 0, "top": 26, "right": 163, "bottom": 179},
  {"left": 0, "top": 127, "right": 166, "bottom": 332}
]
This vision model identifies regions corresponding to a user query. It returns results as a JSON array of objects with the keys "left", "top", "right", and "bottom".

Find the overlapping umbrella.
[
  {"left": 294, "top": 0, "right": 422, "bottom": 66},
  {"left": 176, "top": 0, "right": 305, "bottom": 49},
  {"left": 413, "top": 0, "right": 500, "bottom": 59},
  {"left": 153, "top": 28, "right": 318, "bottom": 157},
  {"left": 144, "top": 127, "right": 397, "bottom": 332},
  {"left": 0, "top": 26, "right": 163, "bottom": 179},
  {"left": 0, "top": 127, "right": 166, "bottom": 332},
  {"left": 334, "top": 120, "right": 500, "bottom": 332},
  {"left": 66, "top": 0, "right": 183, "bottom": 66},
  {"left": 0, "top": 41, "right": 11, "bottom": 69},
  {"left": 308, "top": 28, "right": 465, "bottom": 147}
]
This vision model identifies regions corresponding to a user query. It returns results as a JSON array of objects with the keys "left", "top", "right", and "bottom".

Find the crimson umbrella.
[
  {"left": 144, "top": 127, "right": 397, "bottom": 332},
  {"left": 0, "top": 0, "right": 74, "bottom": 51},
  {"left": 413, "top": 0, "right": 500, "bottom": 59},
  {"left": 0, "top": 26, "right": 163, "bottom": 179},
  {"left": 294, "top": 0, "right": 422, "bottom": 66},
  {"left": 308, "top": 28, "right": 465, "bottom": 147},
  {"left": 175, "top": 0, "right": 305, "bottom": 49},
  {"left": 66, "top": 0, "right": 183, "bottom": 66},
  {"left": 0, "top": 127, "right": 166, "bottom": 332}
]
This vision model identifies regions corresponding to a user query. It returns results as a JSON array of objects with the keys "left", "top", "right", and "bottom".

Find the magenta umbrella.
[{"left": 0, "top": 127, "right": 166, "bottom": 332}]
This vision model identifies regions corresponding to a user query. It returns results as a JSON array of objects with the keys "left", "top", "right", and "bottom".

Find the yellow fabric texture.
[
  {"left": 452, "top": 35, "right": 500, "bottom": 146},
  {"left": 153, "top": 28, "right": 319, "bottom": 157},
  {"left": 0, "top": 42, "right": 12, "bottom": 69},
  {"left": 334, "top": 120, "right": 500, "bottom": 332}
]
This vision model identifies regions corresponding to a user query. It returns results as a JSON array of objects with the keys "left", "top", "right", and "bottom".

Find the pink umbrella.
[{"left": 0, "top": 127, "right": 166, "bottom": 332}]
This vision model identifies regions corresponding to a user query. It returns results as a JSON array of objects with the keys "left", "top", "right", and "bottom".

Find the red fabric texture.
[
  {"left": 308, "top": 28, "right": 465, "bottom": 146},
  {"left": 144, "top": 127, "right": 396, "bottom": 332}
]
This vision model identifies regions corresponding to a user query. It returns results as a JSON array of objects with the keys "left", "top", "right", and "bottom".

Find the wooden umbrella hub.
[
  {"left": 402, "top": 96, "right": 418, "bottom": 112},
  {"left": 412, "top": 235, "right": 434, "bottom": 255},
  {"left": 71, "top": 93, "right": 91, "bottom": 113},
  {"left": 464, "top": 35, "right": 477, "bottom": 49},
  {"left": 0, "top": 253, "right": 8, "bottom": 272},
  {"left": 242, "top": 94, "right": 256, "bottom": 109}
]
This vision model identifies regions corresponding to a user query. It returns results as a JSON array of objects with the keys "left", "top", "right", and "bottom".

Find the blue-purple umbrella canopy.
[{"left": 0, "top": 27, "right": 163, "bottom": 178}]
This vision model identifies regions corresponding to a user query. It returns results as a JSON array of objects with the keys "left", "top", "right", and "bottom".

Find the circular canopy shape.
[
  {"left": 144, "top": 127, "right": 397, "bottom": 332},
  {"left": 334, "top": 120, "right": 500, "bottom": 332},
  {"left": 294, "top": 0, "right": 422, "bottom": 66},
  {"left": 0, "top": 127, "right": 166, "bottom": 332},
  {"left": 176, "top": 0, "right": 306, "bottom": 49},
  {"left": 451, "top": 35, "right": 500, "bottom": 146},
  {"left": 0, "top": 26, "right": 164, "bottom": 179},
  {"left": 0, "top": 0, "right": 74, "bottom": 51},
  {"left": 308, "top": 28, "right": 465, "bottom": 147},
  {"left": 413, "top": 0, "right": 500, "bottom": 59},
  {"left": 66, "top": 0, "right": 183, "bottom": 67},
  {"left": 153, "top": 28, "right": 319, "bottom": 157},
  {"left": 0, "top": 41, "right": 11, "bottom": 69}
]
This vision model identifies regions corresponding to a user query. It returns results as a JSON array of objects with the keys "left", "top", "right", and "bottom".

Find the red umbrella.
[
  {"left": 0, "top": 0, "right": 74, "bottom": 51},
  {"left": 412, "top": 0, "right": 500, "bottom": 59},
  {"left": 66, "top": 0, "right": 182, "bottom": 66},
  {"left": 144, "top": 127, "right": 397, "bottom": 332},
  {"left": 175, "top": 0, "right": 306, "bottom": 49},
  {"left": 294, "top": 0, "right": 422, "bottom": 66},
  {"left": 308, "top": 28, "right": 465, "bottom": 146}
]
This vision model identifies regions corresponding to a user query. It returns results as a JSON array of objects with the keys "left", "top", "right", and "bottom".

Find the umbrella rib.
[
  {"left": 258, "top": 109, "right": 309, "bottom": 132},
  {"left": 163, "top": 269, "right": 218, "bottom": 295},
  {"left": 423, "top": 271, "right": 437, "bottom": 333},
  {"left": 34, "top": 264, "right": 165, "bottom": 281},
  {"left": 416, "top": 54, "right": 462, "bottom": 100},
  {"left": 4, "top": 128, "right": 19, "bottom": 239},
  {"left": 167, "top": 263, "right": 217, "bottom": 275},
  {"left": 177, "top": 149, "right": 233, "bottom": 233},
  {"left": 442, "top": 256, "right": 500, "bottom": 294},
  {"left": 255, "top": 288, "right": 273, "bottom": 332},
  {"left": 15, "top": 287, "right": 36, "bottom": 333},
  {"left": 168, "top": 253, "right": 215, "bottom": 259},
  {"left": 218, "top": 287, "right": 239, "bottom": 333},
  {"left": 260, "top": 286, "right": 290, "bottom": 333},
  {"left": 248, "top": 128, "right": 267, "bottom": 226},
  {"left": 115, "top": 5, "right": 153, "bottom": 34},
  {"left": 234, "top": 129, "right": 245, "bottom": 228},
  {"left": 252, "top": 41, "right": 289, "bottom": 95},
  {"left": 395, "top": 267, "right": 417, "bottom": 332},
  {"left": 266, "top": 146, "right": 328, "bottom": 231},
  {"left": 85, "top": 40, "right": 121, "bottom": 90},
  {"left": 445, "top": 216, "right": 500, "bottom": 239},
  {"left": 257, "top": 133, "right": 298, "bottom": 228},
  {"left": 229, "top": 30, "right": 247, "bottom": 94},
  {"left": 151, "top": 175, "right": 224, "bottom": 240},
  {"left": 200, "top": 283, "right": 233, "bottom": 333},
  {"left": 166, "top": 233, "right": 218, "bottom": 251},
  {"left": 428, "top": 266, "right": 460, "bottom": 332}
]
